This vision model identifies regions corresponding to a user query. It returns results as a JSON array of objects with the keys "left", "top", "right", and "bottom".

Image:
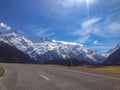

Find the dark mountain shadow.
[
  {"left": 104, "top": 47, "right": 120, "bottom": 65},
  {"left": 45, "top": 59, "right": 91, "bottom": 66},
  {"left": 0, "top": 41, "right": 35, "bottom": 64}
]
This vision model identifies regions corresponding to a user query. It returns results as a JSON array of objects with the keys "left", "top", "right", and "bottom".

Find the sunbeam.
[{"left": 86, "top": 0, "right": 90, "bottom": 18}]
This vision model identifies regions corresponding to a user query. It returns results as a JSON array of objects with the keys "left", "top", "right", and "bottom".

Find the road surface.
[{"left": 0, "top": 63, "right": 120, "bottom": 90}]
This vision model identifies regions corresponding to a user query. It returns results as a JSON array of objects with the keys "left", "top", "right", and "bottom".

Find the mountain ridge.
[
  {"left": 104, "top": 46, "right": 120, "bottom": 65},
  {"left": 0, "top": 26, "right": 106, "bottom": 64}
]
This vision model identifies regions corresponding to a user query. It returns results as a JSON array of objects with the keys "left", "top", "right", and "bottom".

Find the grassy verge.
[
  {"left": 49, "top": 65, "right": 120, "bottom": 78},
  {"left": 73, "top": 66, "right": 120, "bottom": 78},
  {"left": 0, "top": 67, "right": 5, "bottom": 78}
]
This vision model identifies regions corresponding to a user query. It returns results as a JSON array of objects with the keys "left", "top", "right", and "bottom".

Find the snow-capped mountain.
[
  {"left": 0, "top": 25, "right": 106, "bottom": 64},
  {"left": 107, "top": 43, "right": 120, "bottom": 55},
  {"left": 104, "top": 46, "right": 120, "bottom": 65}
]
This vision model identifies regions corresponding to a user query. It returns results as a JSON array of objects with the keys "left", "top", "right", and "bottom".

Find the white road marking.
[
  {"left": 49, "top": 66, "right": 120, "bottom": 81},
  {"left": 40, "top": 74, "right": 50, "bottom": 81}
]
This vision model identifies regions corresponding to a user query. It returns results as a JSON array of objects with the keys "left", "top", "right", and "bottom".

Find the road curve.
[{"left": 0, "top": 63, "right": 120, "bottom": 90}]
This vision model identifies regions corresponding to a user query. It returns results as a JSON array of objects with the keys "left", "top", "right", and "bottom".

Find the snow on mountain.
[
  {"left": 0, "top": 26, "right": 35, "bottom": 58},
  {"left": 52, "top": 40, "right": 79, "bottom": 46},
  {"left": 0, "top": 23, "right": 106, "bottom": 64}
]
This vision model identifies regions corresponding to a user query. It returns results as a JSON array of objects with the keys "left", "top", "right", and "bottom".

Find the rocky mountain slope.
[
  {"left": 0, "top": 40, "right": 34, "bottom": 63},
  {"left": 104, "top": 46, "right": 120, "bottom": 65}
]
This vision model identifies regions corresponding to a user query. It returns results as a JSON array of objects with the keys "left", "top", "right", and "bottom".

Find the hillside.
[
  {"left": 104, "top": 47, "right": 120, "bottom": 65},
  {"left": 0, "top": 40, "right": 34, "bottom": 63}
]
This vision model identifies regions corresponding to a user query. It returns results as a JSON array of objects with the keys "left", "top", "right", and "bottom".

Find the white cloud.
[
  {"left": 0, "top": 22, "right": 11, "bottom": 30},
  {"left": 81, "top": 18, "right": 100, "bottom": 28},
  {"left": 93, "top": 40, "right": 98, "bottom": 44},
  {"left": 52, "top": 40, "right": 83, "bottom": 46}
]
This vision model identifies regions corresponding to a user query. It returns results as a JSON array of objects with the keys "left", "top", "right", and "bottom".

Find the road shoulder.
[{"left": 0, "top": 66, "right": 5, "bottom": 78}]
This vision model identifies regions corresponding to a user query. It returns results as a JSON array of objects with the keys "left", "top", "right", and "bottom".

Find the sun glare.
[
  {"left": 86, "top": 0, "right": 90, "bottom": 7},
  {"left": 86, "top": 0, "right": 90, "bottom": 17},
  {"left": 59, "top": 0, "right": 95, "bottom": 7},
  {"left": 59, "top": 0, "right": 85, "bottom": 6}
]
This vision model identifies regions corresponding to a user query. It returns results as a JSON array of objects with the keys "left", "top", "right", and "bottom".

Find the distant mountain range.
[{"left": 0, "top": 26, "right": 119, "bottom": 65}]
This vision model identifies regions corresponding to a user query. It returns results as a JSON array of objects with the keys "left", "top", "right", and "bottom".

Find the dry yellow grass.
[
  {"left": 0, "top": 66, "right": 5, "bottom": 77},
  {"left": 48, "top": 65, "right": 120, "bottom": 78},
  {"left": 72, "top": 66, "right": 120, "bottom": 77}
]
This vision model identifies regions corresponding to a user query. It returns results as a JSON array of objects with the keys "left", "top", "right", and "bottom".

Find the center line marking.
[{"left": 41, "top": 75, "right": 50, "bottom": 81}]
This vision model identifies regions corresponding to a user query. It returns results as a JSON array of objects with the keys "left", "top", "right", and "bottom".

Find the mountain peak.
[
  {"left": 107, "top": 43, "right": 120, "bottom": 55},
  {"left": 104, "top": 46, "right": 120, "bottom": 65},
  {"left": 116, "top": 43, "right": 120, "bottom": 48}
]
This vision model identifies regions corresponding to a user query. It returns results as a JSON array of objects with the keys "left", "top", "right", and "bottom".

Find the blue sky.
[{"left": 0, "top": 0, "right": 120, "bottom": 53}]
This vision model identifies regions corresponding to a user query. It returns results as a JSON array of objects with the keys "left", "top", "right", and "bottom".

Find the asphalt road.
[{"left": 0, "top": 63, "right": 120, "bottom": 90}]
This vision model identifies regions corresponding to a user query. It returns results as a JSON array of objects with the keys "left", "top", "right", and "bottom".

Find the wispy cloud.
[
  {"left": 24, "top": 24, "right": 55, "bottom": 37},
  {"left": 0, "top": 22, "right": 11, "bottom": 30},
  {"left": 76, "top": 17, "right": 100, "bottom": 35},
  {"left": 72, "top": 17, "right": 120, "bottom": 41},
  {"left": 81, "top": 18, "right": 100, "bottom": 28},
  {"left": 75, "top": 35, "right": 90, "bottom": 44},
  {"left": 33, "top": 27, "right": 54, "bottom": 37},
  {"left": 106, "top": 22, "right": 120, "bottom": 35},
  {"left": 72, "top": 17, "right": 101, "bottom": 44},
  {"left": 70, "top": 16, "right": 120, "bottom": 52}
]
